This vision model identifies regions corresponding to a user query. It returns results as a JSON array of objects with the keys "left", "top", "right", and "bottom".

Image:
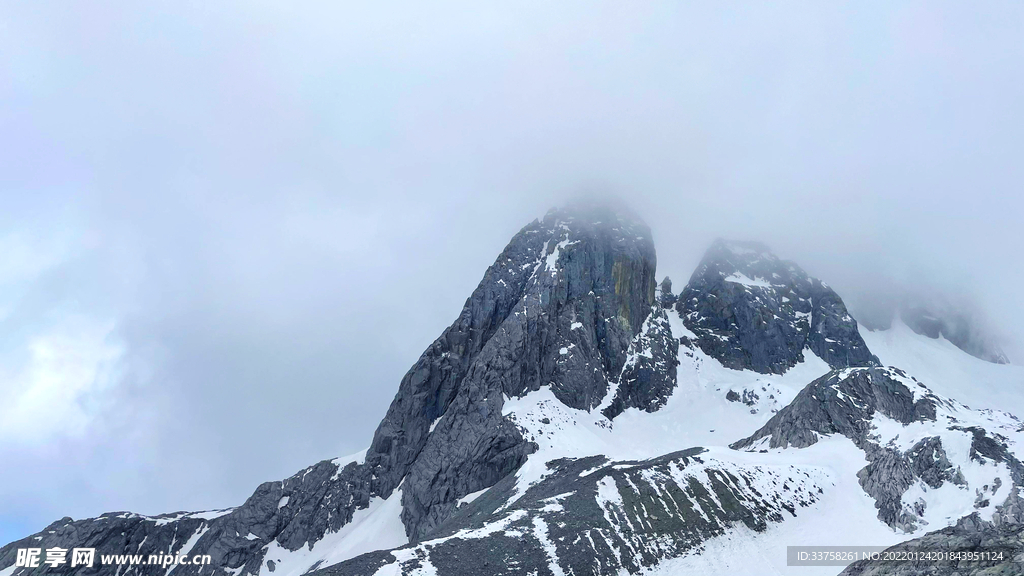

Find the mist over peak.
[{"left": 1, "top": 0, "right": 1022, "bottom": 555}]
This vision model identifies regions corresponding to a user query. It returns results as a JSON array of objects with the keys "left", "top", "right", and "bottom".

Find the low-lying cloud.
[{"left": 1, "top": 0, "right": 1021, "bottom": 544}]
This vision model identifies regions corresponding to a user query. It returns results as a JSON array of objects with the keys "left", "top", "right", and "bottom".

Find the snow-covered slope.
[
  {"left": 332, "top": 447, "right": 837, "bottom": 576},
  {"left": 861, "top": 318, "right": 1024, "bottom": 417},
  {"left": 258, "top": 489, "right": 406, "bottom": 576},
  {"left": 316, "top": 316, "right": 907, "bottom": 575},
  {"left": 5, "top": 205, "right": 1023, "bottom": 576}
]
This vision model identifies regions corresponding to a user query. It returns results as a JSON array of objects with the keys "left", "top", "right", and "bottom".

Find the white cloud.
[
  {"left": 0, "top": 230, "right": 72, "bottom": 322},
  {"left": 0, "top": 316, "right": 124, "bottom": 445},
  {"left": 0, "top": 0, "right": 1022, "bottom": 544}
]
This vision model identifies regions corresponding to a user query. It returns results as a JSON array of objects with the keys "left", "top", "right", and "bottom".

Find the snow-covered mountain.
[
  {"left": 3, "top": 202, "right": 1022, "bottom": 576},
  {"left": 855, "top": 291, "right": 1011, "bottom": 366}
]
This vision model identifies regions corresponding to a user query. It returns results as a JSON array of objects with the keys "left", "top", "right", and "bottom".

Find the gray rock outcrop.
[
  {"left": 732, "top": 366, "right": 1024, "bottom": 532},
  {"left": 601, "top": 304, "right": 680, "bottom": 419},
  {"left": 678, "top": 239, "right": 877, "bottom": 374},
  {"left": 312, "top": 448, "right": 825, "bottom": 576},
  {"left": 731, "top": 367, "right": 935, "bottom": 451},
  {"left": 0, "top": 201, "right": 663, "bottom": 575}
]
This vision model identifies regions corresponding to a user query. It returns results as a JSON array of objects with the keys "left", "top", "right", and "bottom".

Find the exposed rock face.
[
  {"left": 0, "top": 457, "right": 373, "bottom": 576},
  {"left": 312, "top": 448, "right": 827, "bottom": 576},
  {"left": 388, "top": 203, "right": 659, "bottom": 539},
  {"left": 601, "top": 304, "right": 680, "bottom": 419},
  {"left": 677, "top": 239, "right": 877, "bottom": 374},
  {"left": 0, "top": 202, "right": 662, "bottom": 574},
  {"left": 733, "top": 367, "right": 1024, "bottom": 533},
  {"left": 731, "top": 367, "right": 935, "bottom": 451},
  {"left": 725, "top": 388, "right": 762, "bottom": 410},
  {"left": 657, "top": 276, "right": 676, "bottom": 309}
]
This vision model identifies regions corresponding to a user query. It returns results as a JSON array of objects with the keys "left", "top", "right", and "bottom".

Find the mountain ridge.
[
  {"left": 677, "top": 238, "right": 878, "bottom": 375},
  {"left": 4, "top": 202, "right": 1023, "bottom": 576}
]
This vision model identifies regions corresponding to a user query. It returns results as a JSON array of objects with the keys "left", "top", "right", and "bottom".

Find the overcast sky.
[{"left": 2, "top": 1, "right": 1022, "bottom": 544}]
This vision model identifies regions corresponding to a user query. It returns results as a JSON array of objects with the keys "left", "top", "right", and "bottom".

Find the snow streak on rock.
[
  {"left": 734, "top": 366, "right": 1024, "bottom": 533},
  {"left": 316, "top": 449, "right": 828, "bottom": 576},
  {"left": 5, "top": 205, "right": 1024, "bottom": 576}
]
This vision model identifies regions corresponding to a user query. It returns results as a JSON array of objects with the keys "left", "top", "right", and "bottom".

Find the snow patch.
[
  {"left": 330, "top": 449, "right": 368, "bottom": 481},
  {"left": 531, "top": 517, "right": 566, "bottom": 576},
  {"left": 167, "top": 525, "right": 209, "bottom": 575},
  {"left": 724, "top": 272, "right": 773, "bottom": 288},
  {"left": 187, "top": 509, "right": 232, "bottom": 521},
  {"left": 257, "top": 489, "right": 407, "bottom": 576},
  {"left": 457, "top": 488, "right": 488, "bottom": 507}
]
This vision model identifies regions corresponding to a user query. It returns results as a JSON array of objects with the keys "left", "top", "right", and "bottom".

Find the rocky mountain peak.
[
  {"left": 364, "top": 200, "right": 661, "bottom": 539},
  {"left": 677, "top": 239, "right": 877, "bottom": 374},
  {"left": 0, "top": 202, "right": 667, "bottom": 576},
  {"left": 689, "top": 238, "right": 798, "bottom": 290},
  {"left": 700, "top": 238, "right": 777, "bottom": 268},
  {"left": 6, "top": 205, "right": 1021, "bottom": 576},
  {"left": 541, "top": 197, "right": 650, "bottom": 235}
]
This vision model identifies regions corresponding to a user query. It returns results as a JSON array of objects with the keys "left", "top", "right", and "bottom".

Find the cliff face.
[
  {"left": 375, "top": 202, "right": 659, "bottom": 539},
  {"left": 4, "top": 206, "right": 1022, "bottom": 576},
  {"left": 678, "top": 239, "right": 877, "bottom": 374},
  {"left": 0, "top": 202, "right": 662, "bottom": 574}
]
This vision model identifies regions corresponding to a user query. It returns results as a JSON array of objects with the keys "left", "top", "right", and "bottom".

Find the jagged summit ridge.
[
  {"left": 381, "top": 202, "right": 661, "bottom": 539},
  {"left": 676, "top": 238, "right": 878, "bottom": 374},
  {"left": 4, "top": 204, "right": 1022, "bottom": 576},
  {"left": 0, "top": 201, "right": 667, "bottom": 576}
]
